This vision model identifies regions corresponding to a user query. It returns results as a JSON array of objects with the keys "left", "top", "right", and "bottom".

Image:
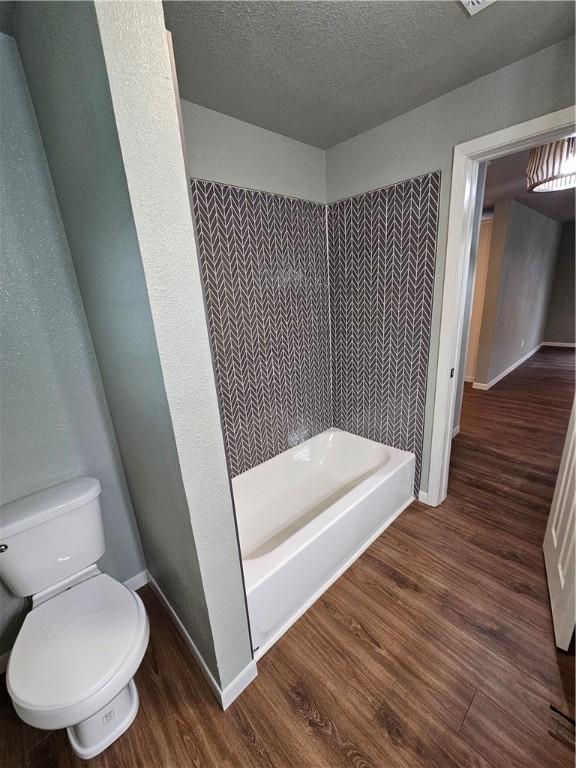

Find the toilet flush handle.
[{"left": 0, "top": 544, "right": 8, "bottom": 553}]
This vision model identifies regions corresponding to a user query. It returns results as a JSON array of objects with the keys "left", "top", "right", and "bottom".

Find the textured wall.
[
  {"left": 329, "top": 172, "right": 440, "bottom": 490},
  {"left": 181, "top": 101, "right": 326, "bottom": 203},
  {"left": 0, "top": 32, "right": 144, "bottom": 654},
  {"left": 191, "top": 179, "right": 331, "bottom": 476},
  {"left": 475, "top": 200, "right": 562, "bottom": 385},
  {"left": 94, "top": 1, "right": 253, "bottom": 689},
  {"left": 545, "top": 222, "right": 575, "bottom": 345}
]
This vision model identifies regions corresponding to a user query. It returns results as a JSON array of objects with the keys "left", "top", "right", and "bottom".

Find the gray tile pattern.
[
  {"left": 191, "top": 172, "right": 440, "bottom": 489},
  {"left": 191, "top": 179, "right": 331, "bottom": 477},
  {"left": 328, "top": 172, "right": 441, "bottom": 489}
]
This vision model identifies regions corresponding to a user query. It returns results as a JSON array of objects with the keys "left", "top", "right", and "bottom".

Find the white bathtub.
[{"left": 232, "top": 428, "right": 415, "bottom": 658}]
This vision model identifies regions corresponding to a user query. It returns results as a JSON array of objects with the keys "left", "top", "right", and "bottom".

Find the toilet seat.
[{"left": 7, "top": 574, "right": 149, "bottom": 731}]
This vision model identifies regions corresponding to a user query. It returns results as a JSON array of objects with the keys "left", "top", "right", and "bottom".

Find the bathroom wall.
[
  {"left": 0, "top": 32, "right": 145, "bottom": 655},
  {"left": 14, "top": 0, "right": 252, "bottom": 692},
  {"left": 191, "top": 179, "right": 331, "bottom": 476},
  {"left": 545, "top": 221, "right": 575, "bottom": 345},
  {"left": 475, "top": 200, "right": 562, "bottom": 386},
  {"left": 181, "top": 101, "right": 326, "bottom": 203},
  {"left": 326, "top": 37, "right": 575, "bottom": 493},
  {"left": 329, "top": 172, "right": 440, "bottom": 490}
]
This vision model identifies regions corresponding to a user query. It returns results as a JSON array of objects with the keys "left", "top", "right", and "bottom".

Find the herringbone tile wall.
[
  {"left": 191, "top": 179, "right": 331, "bottom": 477},
  {"left": 328, "top": 171, "right": 441, "bottom": 489},
  {"left": 191, "top": 172, "right": 440, "bottom": 490}
]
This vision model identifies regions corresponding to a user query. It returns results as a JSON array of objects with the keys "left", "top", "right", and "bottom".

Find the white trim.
[
  {"left": 542, "top": 342, "right": 576, "bottom": 348},
  {"left": 472, "top": 343, "right": 542, "bottom": 390},
  {"left": 147, "top": 573, "right": 257, "bottom": 710},
  {"left": 146, "top": 572, "right": 221, "bottom": 703},
  {"left": 426, "top": 106, "right": 576, "bottom": 508},
  {"left": 220, "top": 658, "right": 258, "bottom": 710},
  {"left": 253, "top": 495, "right": 415, "bottom": 661},
  {"left": 418, "top": 490, "right": 431, "bottom": 505},
  {"left": 123, "top": 569, "right": 150, "bottom": 592},
  {"left": 452, "top": 425, "right": 461, "bottom": 438},
  {"left": 464, "top": 376, "right": 475, "bottom": 383}
]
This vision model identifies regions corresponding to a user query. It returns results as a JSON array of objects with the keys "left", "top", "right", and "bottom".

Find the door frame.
[{"left": 426, "top": 105, "right": 575, "bottom": 507}]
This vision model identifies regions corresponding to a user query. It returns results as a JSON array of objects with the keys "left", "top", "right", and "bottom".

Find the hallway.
[{"left": 2, "top": 349, "right": 574, "bottom": 767}]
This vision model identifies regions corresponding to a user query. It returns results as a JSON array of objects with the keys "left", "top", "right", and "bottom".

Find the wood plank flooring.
[{"left": 2, "top": 347, "right": 574, "bottom": 767}]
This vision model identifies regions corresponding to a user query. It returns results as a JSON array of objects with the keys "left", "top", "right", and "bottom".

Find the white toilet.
[{"left": 0, "top": 477, "right": 150, "bottom": 760}]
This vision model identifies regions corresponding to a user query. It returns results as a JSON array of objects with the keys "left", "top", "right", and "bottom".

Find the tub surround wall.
[
  {"left": 329, "top": 172, "right": 440, "bottom": 490},
  {"left": 192, "top": 173, "right": 440, "bottom": 490},
  {"left": 191, "top": 179, "right": 331, "bottom": 477}
]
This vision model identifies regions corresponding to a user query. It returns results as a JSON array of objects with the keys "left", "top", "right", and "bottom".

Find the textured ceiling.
[
  {"left": 484, "top": 150, "right": 575, "bottom": 223},
  {"left": 164, "top": 1, "right": 575, "bottom": 149}
]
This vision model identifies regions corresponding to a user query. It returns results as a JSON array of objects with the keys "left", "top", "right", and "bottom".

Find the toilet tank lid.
[{"left": 0, "top": 478, "right": 101, "bottom": 540}]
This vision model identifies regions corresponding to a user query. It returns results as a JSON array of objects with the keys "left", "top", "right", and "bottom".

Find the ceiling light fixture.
[{"left": 527, "top": 137, "right": 576, "bottom": 192}]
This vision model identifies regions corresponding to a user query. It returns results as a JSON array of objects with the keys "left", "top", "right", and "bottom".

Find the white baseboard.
[
  {"left": 418, "top": 490, "right": 431, "bottom": 505},
  {"left": 220, "top": 657, "right": 258, "bottom": 710},
  {"left": 147, "top": 572, "right": 257, "bottom": 710},
  {"left": 0, "top": 569, "right": 151, "bottom": 676},
  {"left": 472, "top": 343, "right": 541, "bottom": 391},
  {"left": 124, "top": 569, "right": 150, "bottom": 592},
  {"left": 464, "top": 376, "right": 475, "bottom": 383},
  {"left": 452, "top": 425, "right": 461, "bottom": 438},
  {"left": 542, "top": 341, "right": 576, "bottom": 348}
]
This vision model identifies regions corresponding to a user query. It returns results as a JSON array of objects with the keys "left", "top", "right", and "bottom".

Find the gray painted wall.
[
  {"left": 545, "top": 221, "right": 575, "bottom": 345},
  {"left": 12, "top": 3, "right": 230, "bottom": 682},
  {"left": 475, "top": 200, "right": 562, "bottom": 385},
  {"left": 326, "top": 38, "right": 575, "bottom": 491},
  {"left": 180, "top": 100, "right": 326, "bottom": 203},
  {"left": 0, "top": 32, "right": 145, "bottom": 655}
]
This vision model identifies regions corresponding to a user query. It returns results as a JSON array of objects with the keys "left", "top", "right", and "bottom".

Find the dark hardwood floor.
[{"left": 2, "top": 347, "right": 574, "bottom": 767}]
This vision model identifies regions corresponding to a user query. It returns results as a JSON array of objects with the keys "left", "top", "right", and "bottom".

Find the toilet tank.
[{"left": 0, "top": 478, "right": 105, "bottom": 597}]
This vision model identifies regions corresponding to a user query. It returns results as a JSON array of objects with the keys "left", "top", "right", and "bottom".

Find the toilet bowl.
[
  {"left": 7, "top": 571, "right": 149, "bottom": 759},
  {"left": 0, "top": 478, "right": 150, "bottom": 760}
]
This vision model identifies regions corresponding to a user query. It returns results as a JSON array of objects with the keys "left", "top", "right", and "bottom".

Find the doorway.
[{"left": 427, "top": 106, "right": 575, "bottom": 506}]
